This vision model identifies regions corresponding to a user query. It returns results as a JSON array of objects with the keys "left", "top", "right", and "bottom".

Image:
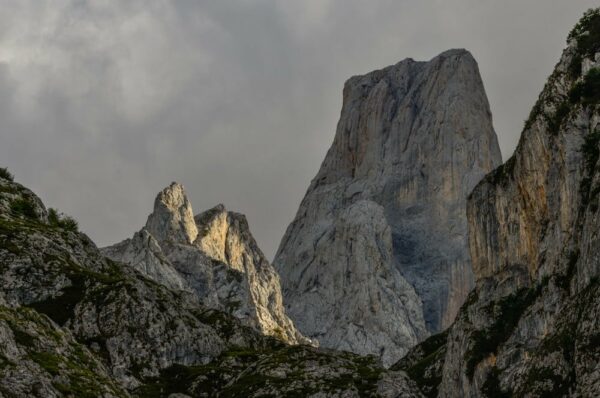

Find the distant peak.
[{"left": 145, "top": 182, "right": 198, "bottom": 244}]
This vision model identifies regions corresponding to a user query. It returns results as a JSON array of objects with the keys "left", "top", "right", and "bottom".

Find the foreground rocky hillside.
[
  {"left": 102, "top": 182, "right": 308, "bottom": 345},
  {"left": 274, "top": 48, "right": 502, "bottom": 365},
  {"left": 395, "top": 9, "right": 600, "bottom": 397},
  {"left": 0, "top": 173, "right": 422, "bottom": 397}
]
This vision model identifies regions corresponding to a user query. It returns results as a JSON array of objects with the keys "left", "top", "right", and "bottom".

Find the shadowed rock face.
[
  {"left": 274, "top": 49, "right": 502, "bottom": 365},
  {"left": 103, "top": 182, "right": 309, "bottom": 345}
]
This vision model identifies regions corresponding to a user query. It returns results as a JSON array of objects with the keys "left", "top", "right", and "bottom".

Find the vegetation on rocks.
[
  {"left": 568, "top": 8, "right": 600, "bottom": 78},
  {"left": 391, "top": 330, "right": 448, "bottom": 398},
  {"left": 9, "top": 197, "right": 39, "bottom": 220},
  {"left": 465, "top": 285, "right": 541, "bottom": 379},
  {"left": 0, "top": 167, "right": 13, "bottom": 181},
  {"left": 47, "top": 208, "right": 79, "bottom": 232}
]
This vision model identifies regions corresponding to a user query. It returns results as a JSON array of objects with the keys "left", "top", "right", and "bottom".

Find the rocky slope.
[
  {"left": 274, "top": 49, "right": 502, "bottom": 365},
  {"left": 102, "top": 182, "right": 308, "bottom": 345},
  {"left": 394, "top": 9, "right": 600, "bottom": 397},
  {"left": 0, "top": 172, "right": 423, "bottom": 397}
]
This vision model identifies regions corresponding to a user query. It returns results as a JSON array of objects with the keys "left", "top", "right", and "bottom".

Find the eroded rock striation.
[
  {"left": 102, "top": 182, "right": 308, "bottom": 345},
  {"left": 275, "top": 49, "right": 502, "bottom": 365},
  {"left": 395, "top": 9, "right": 600, "bottom": 397}
]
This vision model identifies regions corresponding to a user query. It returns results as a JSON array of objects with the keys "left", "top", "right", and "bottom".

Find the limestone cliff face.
[
  {"left": 395, "top": 9, "right": 600, "bottom": 397},
  {"left": 102, "top": 182, "right": 308, "bottom": 345},
  {"left": 275, "top": 49, "right": 502, "bottom": 365}
]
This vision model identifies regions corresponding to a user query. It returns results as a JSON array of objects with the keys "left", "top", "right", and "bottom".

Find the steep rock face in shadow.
[
  {"left": 103, "top": 182, "right": 309, "bottom": 345},
  {"left": 275, "top": 49, "right": 501, "bottom": 365},
  {"left": 395, "top": 9, "right": 600, "bottom": 397}
]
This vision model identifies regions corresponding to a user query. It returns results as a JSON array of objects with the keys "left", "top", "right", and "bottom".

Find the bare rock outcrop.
[
  {"left": 275, "top": 49, "right": 502, "bottom": 365},
  {"left": 102, "top": 182, "right": 308, "bottom": 345}
]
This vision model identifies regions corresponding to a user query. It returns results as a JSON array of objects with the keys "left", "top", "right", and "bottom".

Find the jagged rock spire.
[
  {"left": 104, "top": 183, "right": 309, "bottom": 345},
  {"left": 145, "top": 182, "right": 198, "bottom": 244}
]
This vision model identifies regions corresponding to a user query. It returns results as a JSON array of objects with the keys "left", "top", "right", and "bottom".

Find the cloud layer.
[{"left": 0, "top": 1, "right": 593, "bottom": 257}]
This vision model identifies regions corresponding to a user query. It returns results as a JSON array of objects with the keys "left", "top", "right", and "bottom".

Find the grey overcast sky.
[{"left": 0, "top": 1, "right": 594, "bottom": 258}]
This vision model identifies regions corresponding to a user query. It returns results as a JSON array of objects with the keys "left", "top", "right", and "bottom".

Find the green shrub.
[
  {"left": 60, "top": 217, "right": 79, "bottom": 232},
  {"left": 580, "top": 68, "right": 600, "bottom": 105},
  {"left": 569, "top": 82, "right": 584, "bottom": 103},
  {"left": 10, "top": 198, "right": 38, "bottom": 219},
  {"left": 48, "top": 208, "right": 60, "bottom": 225},
  {"left": 48, "top": 208, "right": 79, "bottom": 232},
  {"left": 569, "top": 68, "right": 600, "bottom": 106},
  {"left": 582, "top": 129, "right": 600, "bottom": 168},
  {"left": 568, "top": 8, "right": 600, "bottom": 78},
  {"left": 569, "top": 9, "right": 600, "bottom": 56},
  {"left": 0, "top": 167, "right": 13, "bottom": 181},
  {"left": 569, "top": 54, "right": 583, "bottom": 79}
]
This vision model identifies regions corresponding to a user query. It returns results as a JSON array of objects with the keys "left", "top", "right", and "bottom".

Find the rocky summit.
[
  {"left": 102, "top": 182, "right": 309, "bottom": 346},
  {"left": 274, "top": 48, "right": 502, "bottom": 366}
]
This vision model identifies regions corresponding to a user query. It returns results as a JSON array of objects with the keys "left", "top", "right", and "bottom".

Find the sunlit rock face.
[
  {"left": 103, "top": 182, "right": 309, "bottom": 345},
  {"left": 146, "top": 182, "right": 198, "bottom": 245},
  {"left": 394, "top": 10, "right": 600, "bottom": 397},
  {"left": 274, "top": 49, "right": 502, "bottom": 366}
]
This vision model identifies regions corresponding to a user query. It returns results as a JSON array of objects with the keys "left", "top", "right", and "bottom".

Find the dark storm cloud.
[{"left": 0, "top": 0, "right": 593, "bottom": 257}]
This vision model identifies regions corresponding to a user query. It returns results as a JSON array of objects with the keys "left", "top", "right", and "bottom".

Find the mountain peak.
[
  {"left": 145, "top": 182, "right": 198, "bottom": 244},
  {"left": 275, "top": 48, "right": 502, "bottom": 365}
]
